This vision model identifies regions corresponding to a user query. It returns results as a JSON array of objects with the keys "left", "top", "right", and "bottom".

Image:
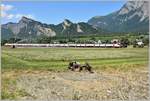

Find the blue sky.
[{"left": 1, "top": 1, "right": 126, "bottom": 24}]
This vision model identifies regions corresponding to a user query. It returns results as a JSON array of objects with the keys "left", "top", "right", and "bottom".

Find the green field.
[
  {"left": 1, "top": 47, "right": 149, "bottom": 100},
  {"left": 2, "top": 47, "right": 149, "bottom": 71}
]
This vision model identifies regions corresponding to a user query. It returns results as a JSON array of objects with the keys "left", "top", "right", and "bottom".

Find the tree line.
[{"left": 1, "top": 34, "right": 149, "bottom": 47}]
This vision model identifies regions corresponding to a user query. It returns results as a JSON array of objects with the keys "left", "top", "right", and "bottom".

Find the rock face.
[
  {"left": 88, "top": 1, "right": 149, "bottom": 32},
  {"left": 2, "top": 17, "right": 57, "bottom": 39},
  {"left": 52, "top": 19, "right": 99, "bottom": 37},
  {"left": 2, "top": 17, "right": 99, "bottom": 40}
]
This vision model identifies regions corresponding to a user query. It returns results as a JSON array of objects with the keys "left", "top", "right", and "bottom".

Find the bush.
[
  {"left": 120, "top": 38, "right": 129, "bottom": 48},
  {"left": 1, "top": 40, "right": 8, "bottom": 46}
]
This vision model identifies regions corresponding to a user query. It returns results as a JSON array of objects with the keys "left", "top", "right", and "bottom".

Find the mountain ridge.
[
  {"left": 1, "top": 1, "right": 149, "bottom": 40},
  {"left": 88, "top": 1, "right": 149, "bottom": 32},
  {"left": 2, "top": 16, "right": 101, "bottom": 40}
]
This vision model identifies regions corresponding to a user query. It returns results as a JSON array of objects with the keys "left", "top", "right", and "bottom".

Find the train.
[{"left": 5, "top": 43, "right": 122, "bottom": 48}]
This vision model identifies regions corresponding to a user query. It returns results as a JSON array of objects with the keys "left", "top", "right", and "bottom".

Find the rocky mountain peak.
[
  {"left": 63, "top": 19, "right": 72, "bottom": 26},
  {"left": 88, "top": 1, "right": 149, "bottom": 32},
  {"left": 19, "top": 16, "right": 35, "bottom": 24},
  {"left": 118, "top": 1, "right": 149, "bottom": 17}
]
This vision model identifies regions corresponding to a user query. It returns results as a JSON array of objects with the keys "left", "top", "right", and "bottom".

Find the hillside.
[
  {"left": 1, "top": 17, "right": 101, "bottom": 40},
  {"left": 88, "top": 1, "right": 149, "bottom": 33}
]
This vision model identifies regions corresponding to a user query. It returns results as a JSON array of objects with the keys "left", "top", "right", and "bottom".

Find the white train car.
[{"left": 5, "top": 43, "right": 121, "bottom": 48}]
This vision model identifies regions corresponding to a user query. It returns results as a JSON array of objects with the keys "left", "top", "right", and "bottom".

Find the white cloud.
[
  {"left": 7, "top": 14, "right": 14, "bottom": 19},
  {"left": 1, "top": 10, "right": 14, "bottom": 19},
  {"left": 1, "top": 11, "right": 7, "bottom": 17},
  {"left": 1, "top": 4, "right": 34, "bottom": 20},
  {"left": 1, "top": 4, "right": 13, "bottom": 11}
]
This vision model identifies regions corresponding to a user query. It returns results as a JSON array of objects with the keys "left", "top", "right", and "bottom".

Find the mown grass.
[
  {"left": 1, "top": 77, "right": 33, "bottom": 100},
  {"left": 1, "top": 47, "right": 149, "bottom": 100},
  {"left": 1, "top": 47, "right": 149, "bottom": 71}
]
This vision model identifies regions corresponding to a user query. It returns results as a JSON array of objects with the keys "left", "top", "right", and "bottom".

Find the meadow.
[
  {"left": 1, "top": 47, "right": 149, "bottom": 100},
  {"left": 1, "top": 47, "right": 149, "bottom": 71}
]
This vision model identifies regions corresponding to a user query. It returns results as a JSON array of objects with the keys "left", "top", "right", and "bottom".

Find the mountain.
[
  {"left": 53, "top": 19, "right": 99, "bottom": 36},
  {"left": 2, "top": 17, "right": 57, "bottom": 40},
  {"left": 1, "top": 17, "right": 101, "bottom": 40},
  {"left": 88, "top": 1, "right": 149, "bottom": 33},
  {"left": 2, "top": 1, "right": 149, "bottom": 41}
]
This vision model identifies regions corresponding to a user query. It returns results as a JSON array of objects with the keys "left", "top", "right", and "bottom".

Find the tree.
[
  {"left": 36, "top": 36, "right": 53, "bottom": 43},
  {"left": 7, "top": 38, "right": 21, "bottom": 43},
  {"left": 105, "top": 40, "right": 110, "bottom": 44},
  {"left": 132, "top": 40, "right": 137, "bottom": 48},
  {"left": 90, "top": 37, "right": 96, "bottom": 41},
  {"left": 1, "top": 40, "right": 8, "bottom": 46},
  {"left": 143, "top": 37, "right": 149, "bottom": 46},
  {"left": 120, "top": 38, "right": 129, "bottom": 48}
]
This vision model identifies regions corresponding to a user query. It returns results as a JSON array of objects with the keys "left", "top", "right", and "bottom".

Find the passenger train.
[{"left": 5, "top": 43, "right": 122, "bottom": 48}]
